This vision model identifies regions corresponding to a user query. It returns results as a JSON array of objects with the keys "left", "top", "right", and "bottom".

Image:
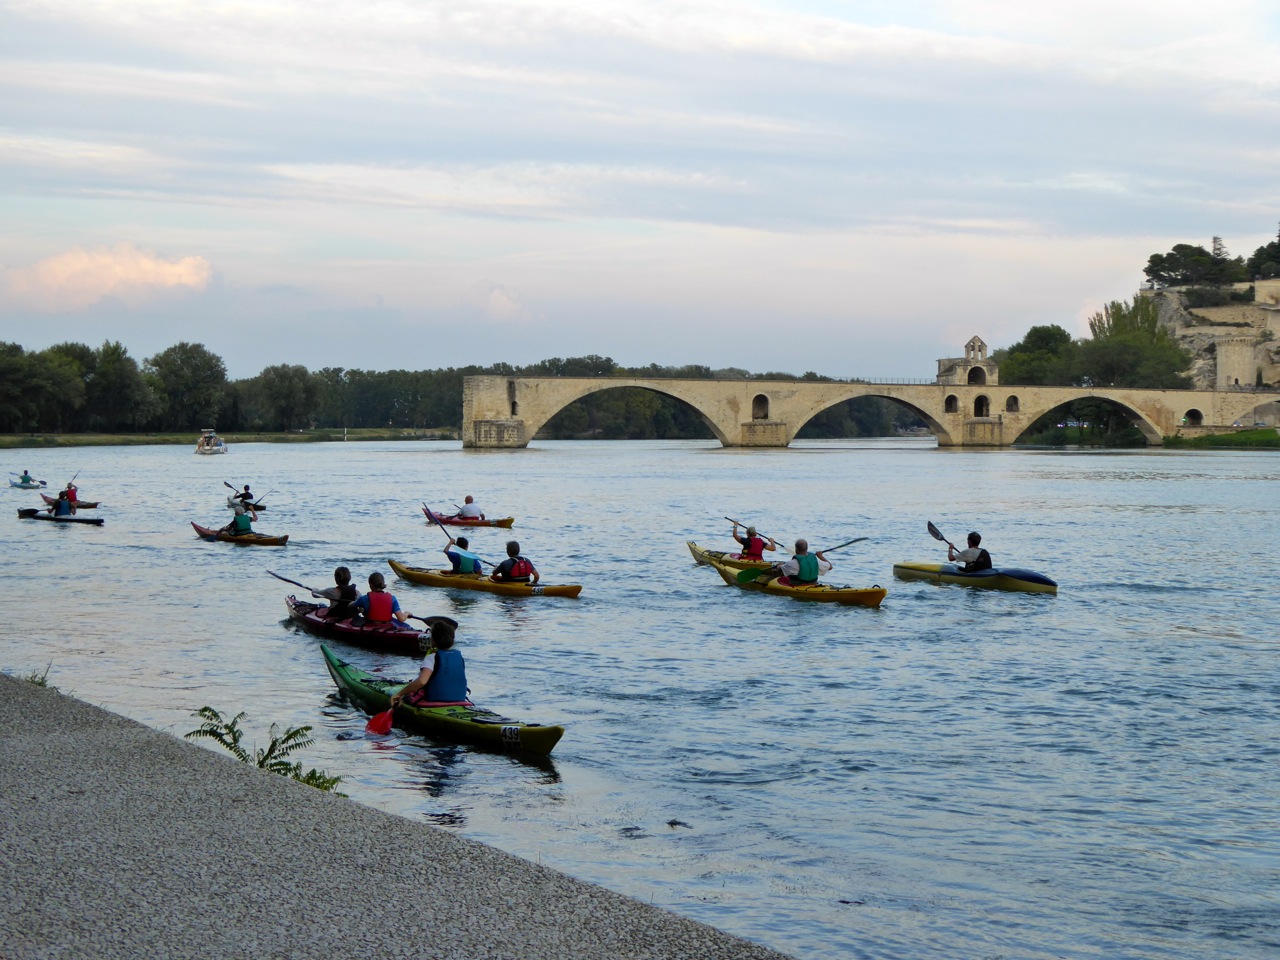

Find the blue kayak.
[{"left": 892, "top": 561, "right": 1057, "bottom": 595}]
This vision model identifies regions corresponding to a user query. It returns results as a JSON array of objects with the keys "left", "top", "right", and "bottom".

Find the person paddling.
[
  {"left": 948, "top": 531, "right": 992, "bottom": 572},
  {"left": 353, "top": 571, "right": 415, "bottom": 629},
  {"left": 390, "top": 620, "right": 469, "bottom": 707},
  {"left": 452, "top": 495, "right": 485, "bottom": 520},
  {"left": 312, "top": 566, "right": 360, "bottom": 620},
  {"left": 444, "top": 536, "right": 483, "bottom": 575},
  {"left": 221, "top": 502, "right": 257, "bottom": 536},
  {"left": 771, "top": 539, "right": 832, "bottom": 586},
  {"left": 490, "top": 540, "right": 538, "bottom": 584},
  {"left": 731, "top": 522, "right": 776, "bottom": 561}
]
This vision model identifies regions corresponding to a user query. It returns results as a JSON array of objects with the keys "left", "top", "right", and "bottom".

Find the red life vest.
[
  {"left": 366, "top": 591, "right": 394, "bottom": 622},
  {"left": 509, "top": 557, "right": 533, "bottom": 580},
  {"left": 741, "top": 536, "right": 766, "bottom": 560}
]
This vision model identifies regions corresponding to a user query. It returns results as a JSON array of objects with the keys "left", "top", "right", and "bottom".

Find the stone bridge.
[{"left": 462, "top": 375, "right": 1280, "bottom": 448}]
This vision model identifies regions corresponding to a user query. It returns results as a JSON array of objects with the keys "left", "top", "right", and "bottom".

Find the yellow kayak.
[
  {"left": 703, "top": 556, "right": 886, "bottom": 608},
  {"left": 388, "top": 559, "right": 583, "bottom": 599},
  {"left": 686, "top": 540, "right": 773, "bottom": 571}
]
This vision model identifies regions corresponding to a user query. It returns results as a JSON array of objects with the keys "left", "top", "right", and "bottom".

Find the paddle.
[
  {"left": 734, "top": 537, "right": 870, "bottom": 584},
  {"left": 267, "top": 570, "right": 321, "bottom": 594},
  {"left": 927, "top": 521, "right": 955, "bottom": 551},
  {"left": 723, "top": 516, "right": 779, "bottom": 543},
  {"left": 366, "top": 708, "right": 394, "bottom": 735}
]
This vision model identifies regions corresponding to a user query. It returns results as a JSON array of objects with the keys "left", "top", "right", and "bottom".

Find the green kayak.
[{"left": 321, "top": 644, "right": 564, "bottom": 756}]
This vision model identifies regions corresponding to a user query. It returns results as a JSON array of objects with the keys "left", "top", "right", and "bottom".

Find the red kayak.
[
  {"left": 285, "top": 596, "right": 431, "bottom": 656},
  {"left": 422, "top": 506, "right": 514, "bottom": 528},
  {"left": 41, "top": 493, "right": 100, "bottom": 509}
]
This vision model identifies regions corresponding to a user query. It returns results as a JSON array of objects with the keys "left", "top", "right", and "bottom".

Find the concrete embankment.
[{"left": 0, "top": 676, "right": 794, "bottom": 960}]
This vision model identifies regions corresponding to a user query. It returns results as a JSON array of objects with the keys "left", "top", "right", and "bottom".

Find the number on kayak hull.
[{"left": 501, "top": 725, "right": 521, "bottom": 744}]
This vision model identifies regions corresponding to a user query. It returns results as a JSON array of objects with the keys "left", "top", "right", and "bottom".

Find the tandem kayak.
[
  {"left": 387, "top": 559, "right": 583, "bottom": 598},
  {"left": 704, "top": 555, "right": 886, "bottom": 608},
  {"left": 422, "top": 507, "right": 514, "bottom": 528},
  {"left": 285, "top": 596, "right": 430, "bottom": 656},
  {"left": 321, "top": 644, "right": 565, "bottom": 756},
  {"left": 18, "top": 508, "right": 104, "bottom": 526},
  {"left": 892, "top": 562, "right": 1058, "bottom": 595},
  {"left": 41, "top": 493, "right": 100, "bottom": 509},
  {"left": 686, "top": 540, "right": 772, "bottom": 571},
  {"left": 191, "top": 521, "right": 289, "bottom": 546}
]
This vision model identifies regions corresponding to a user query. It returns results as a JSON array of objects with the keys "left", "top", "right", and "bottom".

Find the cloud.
[
  {"left": 467, "top": 280, "right": 536, "bottom": 323},
  {"left": 5, "top": 242, "right": 213, "bottom": 312}
]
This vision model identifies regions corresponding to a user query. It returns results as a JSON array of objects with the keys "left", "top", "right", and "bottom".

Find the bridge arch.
[
  {"left": 516, "top": 379, "right": 734, "bottom": 445},
  {"left": 1011, "top": 393, "right": 1165, "bottom": 445},
  {"left": 784, "top": 386, "right": 955, "bottom": 446},
  {"left": 752, "top": 394, "right": 769, "bottom": 420}
]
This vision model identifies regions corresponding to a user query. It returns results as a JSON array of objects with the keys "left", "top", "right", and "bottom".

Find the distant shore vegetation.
[{"left": 0, "top": 343, "right": 923, "bottom": 443}]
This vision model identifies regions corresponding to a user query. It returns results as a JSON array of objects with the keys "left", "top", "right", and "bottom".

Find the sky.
[{"left": 1, "top": 1, "right": 1278, "bottom": 381}]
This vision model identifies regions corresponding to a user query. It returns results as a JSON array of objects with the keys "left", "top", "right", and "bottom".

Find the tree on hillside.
[
  {"left": 1144, "top": 240, "right": 1245, "bottom": 287},
  {"left": 1075, "top": 298, "right": 1192, "bottom": 389},
  {"left": 1246, "top": 225, "right": 1280, "bottom": 280}
]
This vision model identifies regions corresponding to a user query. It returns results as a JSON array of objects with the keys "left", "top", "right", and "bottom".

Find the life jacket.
[
  {"left": 963, "top": 549, "right": 992, "bottom": 572},
  {"left": 741, "top": 536, "right": 766, "bottom": 560},
  {"left": 66, "top": 486, "right": 78, "bottom": 501},
  {"left": 501, "top": 557, "right": 534, "bottom": 581},
  {"left": 366, "top": 591, "right": 394, "bottom": 622},
  {"left": 448, "top": 550, "right": 480, "bottom": 575},
  {"left": 424, "top": 648, "right": 468, "bottom": 701},
  {"left": 231, "top": 512, "right": 253, "bottom": 534},
  {"left": 325, "top": 584, "right": 359, "bottom": 619},
  {"left": 54, "top": 498, "right": 73, "bottom": 517},
  {"left": 793, "top": 553, "right": 820, "bottom": 584}
]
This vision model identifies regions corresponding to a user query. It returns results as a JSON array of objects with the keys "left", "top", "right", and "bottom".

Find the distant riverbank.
[{"left": 0, "top": 428, "right": 457, "bottom": 449}]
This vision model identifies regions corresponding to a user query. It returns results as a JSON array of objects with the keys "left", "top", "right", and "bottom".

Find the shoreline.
[{"left": 0, "top": 675, "right": 794, "bottom": 960}]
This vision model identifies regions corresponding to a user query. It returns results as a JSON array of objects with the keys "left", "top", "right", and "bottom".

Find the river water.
[{"left": 4, "top": 439, "right": 1278, "bottom": 960}]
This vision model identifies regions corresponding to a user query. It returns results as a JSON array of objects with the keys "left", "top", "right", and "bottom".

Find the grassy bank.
[
  {"left": 1162, "top": 427, "right": 1280, "bottom": 449},
  {"left": 0, "top": 428, "right": 458, "bottom": 449}
]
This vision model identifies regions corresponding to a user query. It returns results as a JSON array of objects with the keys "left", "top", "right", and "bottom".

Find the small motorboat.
[{"left": 195, "top": 429, "right": 228, "bottom": 454}]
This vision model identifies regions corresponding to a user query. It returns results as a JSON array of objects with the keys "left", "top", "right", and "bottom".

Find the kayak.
[
  {"left": 225, "top": 496, "right": 267, "bottom": 511},
  {"left": 704, "top": 555, "right": 886, "bottom": 608},
  {"left": 191, "top": 521, "right": 289, "bottom": 546},
  {"left": 321, "top": 644, "right": 565, "bottom": 756},
  {"left": 423, "top": 507, "right": 514, "bottom": 528},
  {"left": 17, "top": 508, "right": 104, "bottom": 526},
  {"left": 388, "top": 558, "right": 583, "bottom": 598},
  {"left": 8, "top": 479, "right": 44, "bottom": 489},
  {"left": 892, "top": 561, "right": 1058, "bottom": 595},
  {"left": 41, "top": 493, "right": 100, "bottom": 509},
  {"left": 686, "top": 540, "right": 772, "bottom": 571},
  {"left": 285, "top": 596, "right": 429, "bottom": 655}
]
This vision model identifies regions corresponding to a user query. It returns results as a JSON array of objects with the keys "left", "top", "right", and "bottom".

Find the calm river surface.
[{"left": 4, "top": 439, "right": 1278, "bottom": 960}]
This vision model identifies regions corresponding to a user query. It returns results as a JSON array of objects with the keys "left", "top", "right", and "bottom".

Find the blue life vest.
[
  {"left": 425, "top": 648, "right": 468, "bottom": 701},
  {"left": 793, "top": 553, "right": 820, "bottom": 583}
]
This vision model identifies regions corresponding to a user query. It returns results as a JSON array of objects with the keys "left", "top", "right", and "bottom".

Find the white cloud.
[{"left": 5, "top": 242, "right": 213, "bottom": 312}]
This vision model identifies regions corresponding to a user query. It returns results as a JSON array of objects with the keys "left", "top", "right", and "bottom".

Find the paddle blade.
[
  {"left": 927, "top": 521, "right": 947, "bottom": 542},
  {"left": 366, "top": 709, "right": 394, "bottom": 735},
  {"left": 736, "top": 567, "right": 768, "bottom": 585}
]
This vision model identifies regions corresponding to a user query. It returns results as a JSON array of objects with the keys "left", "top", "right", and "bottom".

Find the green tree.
[
  {"left": 89, "top": 341, "right": 157, "bottom": 430},
  {"left": 256, "top": 363, "right": 317, "bottom": 431},
  {"left": 1145, "top": 240, "right": 1246, "bottom": 287},
  {"left": 992, "top": 324, "right": 1075, "bottom": 385},
  {"left": 1075, "top": 298, "right": 1192, "bottom": 389},
  {"left": 145, "top": 342, "right": 228, "bottom": 431},
  {"left": 1246, "top": 226, "right": 1280, "bottom": 279}
]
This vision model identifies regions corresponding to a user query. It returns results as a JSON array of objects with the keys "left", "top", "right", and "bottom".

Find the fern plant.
[{"left": 184, "top": 706, "right": 345, "bottom": 795}]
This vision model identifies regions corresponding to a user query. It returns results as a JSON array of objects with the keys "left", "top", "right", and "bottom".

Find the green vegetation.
[
  {"left": 19, "top": 663, "right": 54, "bottom": 688},
  {"left": 184, "top": 706, "right": 345, "bottom": 794},
  {"left": 1144, "top": 237, "right": 1246, "bottom": 288},
  {"left": 1163, "top": 428, "right": 1280, "bottom": 449}
]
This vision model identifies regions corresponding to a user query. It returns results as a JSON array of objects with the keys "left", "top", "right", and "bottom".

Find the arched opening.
[
  {"left": 1182, "top": 409, "right": 1203, "bottom": 427},
  {"left": 973, "top": 395, "right": 990, "bottom": 418},
  {"left": 945, "top": 394, "right": 959, "bottom": 414},
  {"left": 510, "top": 400, "right": 519, "bottom": 417},
  {"left": 536, "top": 386, "right": 716, "bottom": 441},
  {"left": 1012, "top": 398, "right": 1159, "bottom": 447},
  {"left": 752, "top": 394, "right": 769, "bottom": 420},
  {"left": 794, "top": 395, "right": 929, "bottom": 439},
  {"left": 1005, "top": 395, "right": 1020, "bottom": 413},
  {"left": 967, "top": 367, "right": 987, "bottom": 385}
]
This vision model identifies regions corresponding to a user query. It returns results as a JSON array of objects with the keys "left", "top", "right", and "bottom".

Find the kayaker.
[
  {"left": 444, "top": 536, "right": 483, "bottom": 575},
  {"left": 771, "top": 539, "right": 832, "bottom": 586},
  {"left": 491, "top": 540, "right": 539, "bottom": 584},
  {"left": 353, "top": 571, "right": 415, "bottom": 629},
  {"left": 389, "top": 621, "right": 468, "bottom": 706},
  {"left": 65, "top": 481, "right": 78, "bottom": 502},
  {"left": 233, "top": 484, "right": 254, "bottom": 507},
  {"left": 731, "top": 522, "right": 776, "bottom": 560},
  {"left": 313, "top": 566, "right": 360, "bottom": 620},
  {"left": 19, "top": 469, "right": 34, "bottom": 484},
  {"left": 50, "top": 489, "right": 75, "bottom": 517},
  {"left": 454, "top": 495, "right": 485, "bottom": 520},
  {"left": 221, "top": 502, "right": 257, "bottom": 536},
  {"left": 948, "top": 531, "right": 993, "bottom": 572}
]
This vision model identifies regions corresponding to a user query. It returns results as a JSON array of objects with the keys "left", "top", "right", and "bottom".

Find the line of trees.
[
  {"left": 1144, "top": 228, "right": 1280, "bottom": 287},
  {"left": 0, "top": 342, "right": 922, "bottom": 439}
]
